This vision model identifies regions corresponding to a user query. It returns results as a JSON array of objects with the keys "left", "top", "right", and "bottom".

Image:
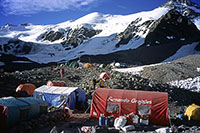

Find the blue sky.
[{"left": 0, "top": 0, "right": 200, "bottom": 26}]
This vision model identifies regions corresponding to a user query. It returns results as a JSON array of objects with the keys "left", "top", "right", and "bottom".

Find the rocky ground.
[
  {"left": 141, "top": 54, "right": 200, "bottom": 83},
  {"left": 1, "top": 54, "right": 200, "bottom": 132}
]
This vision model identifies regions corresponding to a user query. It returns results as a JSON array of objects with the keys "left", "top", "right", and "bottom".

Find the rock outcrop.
[
  {"left": 114, "top": 18, "right": 154, "bottom": 48},
  {"left": 41, "top": 26, "right": 102, "bottom": 49},
  {"left": 0, "top": 38, "right": 33, "bottom": 54},
  {"left": 143, "top": 9, "right": 200, "bottom": 47}
]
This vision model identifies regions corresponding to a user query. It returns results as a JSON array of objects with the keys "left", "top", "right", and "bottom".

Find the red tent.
[
  {"left": 0, "top": 104, "right": 7, "bottom": 133},
  {"left": 90, "top": 88, "right": 169, "bottom": 126},
  {"left": 47, "top": 81, "right": 65, "bottom": 87},
  {"left": 99, "top": 72, "right": 110, "bottom": 80}
]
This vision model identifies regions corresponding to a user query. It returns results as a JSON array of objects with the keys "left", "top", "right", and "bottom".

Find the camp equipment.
[
  {"left": 107, "top": 116, "right": 114, "bottom": 127},
  {"left": 99, "top": 114, "right": 106, "bottom": 126},
  {"left": 121, "top": 125, "right": 135, "bottom": 132},
  {"left": 140, "top": 115, "right": 149, "bottom": 125},
  {"left": 114, "top": 116, "right": 127, "bottom": 130},
  {"left": 127, "top": 112, "right": 139, "bottom": 124}
]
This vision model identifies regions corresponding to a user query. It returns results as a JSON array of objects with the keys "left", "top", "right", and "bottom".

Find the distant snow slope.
[
  {"left": 114, "top": 41, "right": 200, "bottom": 77},
  {"left": 113, "top": 63, "right": 164, "bottom": 76},
  {"left": 163, "top": 42, "right": 200, "bottom": 62},
  {"left": 194, "top": 18, "right": 200, "bottom": 30}
]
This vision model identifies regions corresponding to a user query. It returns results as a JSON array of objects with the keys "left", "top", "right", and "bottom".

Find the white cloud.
[
  {"left": 117, "top": 5, "right": 128, "bottom": 10},
  {"left": 0, "top": 0, "right": 97, "bottom": 15}
]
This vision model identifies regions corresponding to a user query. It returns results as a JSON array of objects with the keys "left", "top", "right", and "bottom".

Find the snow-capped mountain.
[
  {"left": 161, "top": 0, "right": 200, "bottom": 19},
  {"left": 0, "top": 0, "right": 200, "bottom": 65}
]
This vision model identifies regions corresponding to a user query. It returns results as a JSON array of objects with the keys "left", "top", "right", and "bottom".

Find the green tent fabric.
[
  {"left": 0, "top": 97, "right": 48, "bottom": 127},
  {"left": 99, "top": 64, "right": 105, "bottom": 68},
  {"left": 65, "top": 61, "right": 70, "bottom": 66},
  {"left": 69, "top": 61, "right": 79, "bottom": 68},
  {"left": 18, "top": 97, "right": 48, "bottom": 118},
  {"left": 0, "top": 97, "right": 28, "bottom": 126}
]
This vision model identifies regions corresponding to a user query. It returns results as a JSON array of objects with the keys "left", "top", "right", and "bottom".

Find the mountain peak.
[
  {"left": 162, "top": 0, "right": 199, "bottom": 7},
  {"left": 168, "top": 0, "right": 192, "bottom": 5},
  {"left": 161, "top": 0, "right": 200, "bottom": 19}
]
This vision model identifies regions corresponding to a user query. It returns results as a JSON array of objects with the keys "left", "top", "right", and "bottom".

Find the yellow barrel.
[{"left": 184, "top": 104, "right": 200, "bottom": 120}]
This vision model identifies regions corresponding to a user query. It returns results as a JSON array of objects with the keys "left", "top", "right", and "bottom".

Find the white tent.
[{"left": 34, "top": 85, "right": 86, "bottom": 109}]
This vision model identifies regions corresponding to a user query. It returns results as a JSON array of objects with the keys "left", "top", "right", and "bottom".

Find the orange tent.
[
  {"left": 47, "top": 81, "right": 65, "bottom": 87},
  {"left": 16, "top": 83, "right": 36, "bottom": 96},
  {"left": 84, "top": 63, "right": 94, "bottom": 68}
]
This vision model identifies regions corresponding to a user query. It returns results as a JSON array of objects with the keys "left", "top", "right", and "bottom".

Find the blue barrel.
[
  {"left": 107, "top": 116, "right": 114, "bottom": 127},
  {"left": 99, "top": 114, "right": 106, "bottom": 126}
]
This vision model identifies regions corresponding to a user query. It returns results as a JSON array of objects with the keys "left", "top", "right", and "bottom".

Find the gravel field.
[
  {"left": 141, "top": 54, "right": 200, "bottom": 83},
  {"left": 1, "top": 54, "right": 200, "bottom": 132}
]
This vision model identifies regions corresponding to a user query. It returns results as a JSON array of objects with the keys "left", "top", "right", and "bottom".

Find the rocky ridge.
[
  {"left": 0, "top": 38, "right": 33, "bottom": 54},
  {"left": 41, "top": 26, "right": 102, "bottom": 49},
  {"left": 114, "top": 18, "right": 154, "bottom": 48}
]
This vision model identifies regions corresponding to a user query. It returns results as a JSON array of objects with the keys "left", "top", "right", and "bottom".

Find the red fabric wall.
[
  {"left": 90, "top": 88, "right": 169, "bottom": 126},
  {"left": 0, "top": 104, "right": 8, "bottom": 133}
]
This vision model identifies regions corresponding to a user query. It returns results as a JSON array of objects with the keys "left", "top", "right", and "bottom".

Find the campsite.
[
  {"left": 0, "top": 55, "right": 200, "bottom": 132},
  {"left": 1, "top": 0, "right": 200, "bottom": 132}
]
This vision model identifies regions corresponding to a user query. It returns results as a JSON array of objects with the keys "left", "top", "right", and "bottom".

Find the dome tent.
[
  {"left": 185, "top": 104, "right": 200, "bottom": 121},
  {"left": 99, "top": 72, "right": 110, "bottom": 80},
  {"left": 99, "top": 64, "right": 106, "bottom": 68},
  {"left": 47, "top": 81, "right": 65, "bottom": 87},
  {"left": 84, "top": 63, "right": 94, "bottom": 68},
  {"left": 69, "top": 61, "right": 79, "bottom": 68},
  {"left": 16, "top": 83, "right": 36, "bottom": 96}
]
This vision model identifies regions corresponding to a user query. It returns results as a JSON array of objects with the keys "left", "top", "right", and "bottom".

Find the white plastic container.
[
  {"left": 140, "top": 118, "right": 149, "bottom": 125},
  {"left": 114, "top": 116, "right": 127, "bottom": 130}
]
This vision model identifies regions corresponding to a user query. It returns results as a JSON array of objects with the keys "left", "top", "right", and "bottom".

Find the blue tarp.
[{"left": 34, "top": 85, "right": 86, "bottom": 109}]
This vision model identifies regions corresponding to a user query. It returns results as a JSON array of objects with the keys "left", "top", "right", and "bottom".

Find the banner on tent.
[{"left": 107, "top": 96, "right": 152, "bottom": 105}]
